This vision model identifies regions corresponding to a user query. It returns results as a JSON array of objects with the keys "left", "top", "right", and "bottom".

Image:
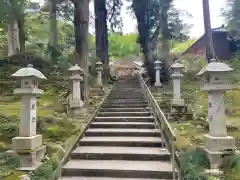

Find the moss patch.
[{"left": 3, "top": 171, "right": 25, "bottom": 180}]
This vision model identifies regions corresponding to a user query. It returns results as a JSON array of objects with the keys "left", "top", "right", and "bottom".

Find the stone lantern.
[
  {"left": 197, "top": 59, "right": 236, "bottom": 170},
  {"left": 171, "top": 59, "right": 184, "bottom": 105},
  {"left": 154, "top": 60, "right": 162, "bottom": 87},
  {"left": 96, "top": 61, "right": 103, "bottom": 87},
  {"left": 68, "top": 64, "right": 85, "bottom": 115},
  {"left": 11, "top": 64, "right": 47, "bottom": 170}
]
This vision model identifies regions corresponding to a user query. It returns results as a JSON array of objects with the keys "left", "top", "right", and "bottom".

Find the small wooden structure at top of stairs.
[{"left": 60, "top": 74, "right": 178, "bottom": 180}]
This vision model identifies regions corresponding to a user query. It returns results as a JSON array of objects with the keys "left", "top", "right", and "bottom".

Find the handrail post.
[
  {"left": 172, "top": 143, "right": 176, "bottom": 180},
  {"left": 160, "top": 117, "right": 165, "bottom": 149}
]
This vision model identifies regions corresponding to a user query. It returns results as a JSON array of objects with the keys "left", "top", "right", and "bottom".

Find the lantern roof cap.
[
  {"left": 197, "top": 59, "right": 233, "bottom": 76},
  {"left": 154, "top": 60, "right": 162, "bottom": 64},
  {"left": 96, "top": 61, "right": 103, "bottom": 65},
  {"left": 68, "top": 64, "right": 83, "bottom": 72},
  {"left": 171, "top": 59, "right": 184, "bottom": 69},
  {"left": 12, "top": 64, "right": 47, "bottom": 79}
]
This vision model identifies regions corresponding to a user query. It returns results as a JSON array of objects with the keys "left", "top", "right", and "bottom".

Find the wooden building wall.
[{"left": 182, "top": 31, "right": 235, "bottom": 60}]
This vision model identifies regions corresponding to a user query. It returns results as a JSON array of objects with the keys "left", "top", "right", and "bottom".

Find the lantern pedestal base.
[
  {"left": 203, "top": 169, "right": 223, "bottom": 178},
  {"left": 12, "top": 135, "right": 43, "bottom": 152},
  {"left": 204, "top": 134, "right": 235, "bottom": 151},
  {"left": 70, "top": 100, "right": 84, "bottom": 109},
  {"left": 154, "top": 82, "right": 162, "bottom": 87},
  {"left": 7, "top": 145, "right": 46, "bottom": 171},
  {"left": 69, "top": 107, "right": 87, "bottom": 117},
  {"left": 90, "top": 86, "right": 104, "bottom": 96},
  {"left": 171, "top": 99, "right": 185, "bottom": 106},
  {"left": 203, "top": 134, "right": 236, "bottom": 169}
]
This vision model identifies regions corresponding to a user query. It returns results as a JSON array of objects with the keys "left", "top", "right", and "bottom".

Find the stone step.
[
  {"left": 97, "top": 112, "right": 152, "bottom": 117},
  {"left": 100, "top": 108, "right": 151, "bottom": 112},
  {"left": 108, "top": 92, "right": 143, "bottom": 94},
  {"left": 109, "top": 93, "right": 143, "bottom": 95},
  {"left": 112, "top": 90, "right": 141, "bottom": 91},
  {"left": 61, "top": 177, "right": 164, "bottom": 180},
  {"left": 113, "top": 86, "right": 143, "bottom": 92},
  {"left": 107, "top": 96, "right": 144, "bottom": 99},
  {"left": 107, "top": 98, "right": 145, "bottom": 100},
  {"left": 108, "top": 91, "right": 144, "bottom": 95},
  {"left": 94, "top": 116, "right": 155, "bottom": 122},
  {"left": 102, "top": 104, "right": 148, "bottom": 108},
  {"left": 109, "top": 94, "right": 143, "bottom": 96},
  {"left": 60, "top": 77, "right": 176, "bottom": 180},
  {"left": 105, "top": 100, "right": 148, "bottom": 103},
  {"left": 114, "top": 85, "right": 141, "bottom": 89},
  {"left": 62, "top": 160, "right": 174, "bottom": 179},
  {"left": 103, "top": 102, "right": 148, "bottom": 106},
  {"left": 71, "top": 146, "right": 170, "bottom": 161},
  {"left": 89, "top": 122, "right": 155, "bottom": 129},
  {"left": 107, "top": 95, "right": 144, "bottom": 97},
  {"left": 78, "top": 136, "right": 162, "bottom": 147},
  {"left": 85, "top": 128, "right": 160, "bottom": 137},
  {"left": 114, "top": 85, "right": 141, "bottom": 86}
]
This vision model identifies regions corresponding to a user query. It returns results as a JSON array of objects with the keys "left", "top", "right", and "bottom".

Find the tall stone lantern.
[
  {"left": 96, "top": 61, "right": 103, "bottom": 87},
  {"left": 154, "top": 60, "right": 162, "bottom": 87},
  {"left": 197, "top": 59, "right": 236, "bottom": 170},
  {"left": 171, "top": 59, "right": 184, "bottom": 105},
  {"left": 68, "top": 64, "right": 85, "bottom": 115},
  {"left": 11, "top": 64, "right": 47, "bottom": 170}
]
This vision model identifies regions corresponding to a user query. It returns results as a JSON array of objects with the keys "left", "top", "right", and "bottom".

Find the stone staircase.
[{"left": 60, "top": 75, "right": 175, "bottom": 180}]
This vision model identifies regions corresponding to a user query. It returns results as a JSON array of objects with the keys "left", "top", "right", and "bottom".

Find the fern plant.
[
  {"left": 222, "top": 152, "right": 240, "bottom": 180},
  {"left": 179, "top": 148, "right": 210, "bottom": 179}
]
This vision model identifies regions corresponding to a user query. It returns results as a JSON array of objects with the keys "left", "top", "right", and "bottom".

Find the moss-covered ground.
[{"left": 152, "top": 77, "right": 240, "bottom": 151}]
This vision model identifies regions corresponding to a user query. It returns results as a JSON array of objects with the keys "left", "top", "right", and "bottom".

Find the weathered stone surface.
[
  {"left": 197, "top": 58, "right": 236, "bottom": 170},
  {"left": 61, "top": 75, "right": 175, "bottom": 179},
  {"left": 171, "top": 60, "right": 184, "bottom": 106},
  {"left": 68, "top": 64, "right": 85, "bottom": 115},
  {"left": 11, "top": 65, "right": 46, "bottom": 170},
  {"left": 12, "top": 135, "right": 43, "bottom": 151}
]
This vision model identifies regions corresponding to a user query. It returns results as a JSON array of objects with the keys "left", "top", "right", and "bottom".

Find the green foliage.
[
  {"left": 222, "top": 153, "right": 240, "bottom": 179},
  {"left": 24, "top": 13, "right": 74, "bottom": 66},
  {"left": 180, "top": 54, "right": 207, "bottom": 79},
  {"left": 107, "top": 0, "right": 123, "bottom": 32},
  {"left": 0, "top": 0, "right": 27, "bottom": 22},
  {"left": 226, "top": 53, "right": 240, "bottom": 83},
  {"left": 224, "top": 0, "right": 240, "bottom": 40},
  {"left": 0, "top": 153, "right": 19, "bottom": 179},
  {"left": 0, "top": 114, "right": 18, "bottom": 145},
  {"left": 108, "top": 33, "right": 140, "bottom": 58},
  {"left": 43, "top": 119, "right": 79, "bottom": 142},
  {"left": 29, "top": 158, "right": 59, "bottom": 180},
  {"left": 171, "top": 39, "right": 196, "bottom": 55},
  {"left": 0, "top": 123, "right": 18, "bottom": 140},
  {"left": 179, "top": 148, "right": 209, "bottom": 179}
]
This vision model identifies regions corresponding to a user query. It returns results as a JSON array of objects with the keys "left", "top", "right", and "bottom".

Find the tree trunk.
[
  {"left": 145, "top": 49, "right": 155, "bottom": 85},
  {"left": 159, "top": 37, "right": 171, "bottom": 82},
  {"left": 94, "top": 0, "right": 109, "bottom": 83},
  {"left": 73, "top": 0, "right": 89, "bottom": 101},
  {"left": 17, "top": 16, "right": 26, "bottom": 52},
  {"left": 50, "top": 0, "right": 58, "bottom": 47},
  {"left": 159, "top": 9, "right": 171, "bottom": 83},
  {"left": 7, "top": 20, "right": 19, "bottom": 56},
  {"left": 202, "top": 0, "right": 215, "bottom": 62}
]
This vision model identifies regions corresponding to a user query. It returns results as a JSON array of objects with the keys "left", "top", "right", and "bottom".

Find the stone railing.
[
  {"left": 137, "top": 72, "right": 181, "bottom": 180},
  {"left": 50, "top": 84, "right": 115, "bottom": 180}
]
